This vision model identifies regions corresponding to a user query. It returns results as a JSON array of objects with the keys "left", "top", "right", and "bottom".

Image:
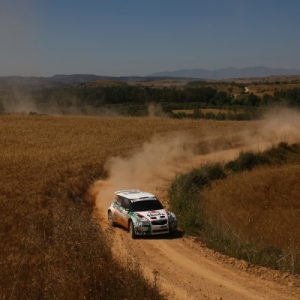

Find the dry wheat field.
[{"left": 1, "top": 113, "right": 299, "bottom": 299}]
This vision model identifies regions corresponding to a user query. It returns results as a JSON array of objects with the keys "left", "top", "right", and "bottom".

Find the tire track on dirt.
[{"left": 100, "top": 218, "right": 299, "bottom": 300}]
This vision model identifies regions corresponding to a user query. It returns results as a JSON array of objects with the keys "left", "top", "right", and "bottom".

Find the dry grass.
[
  {"left": 1, "top": 114, "right": 258, "bottom": 299},
  {"left": 201, "top": 164, "right": 300, "bottom": 271}
]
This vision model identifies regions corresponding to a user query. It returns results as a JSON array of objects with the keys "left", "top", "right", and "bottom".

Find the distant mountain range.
[
  {"left": 1, "top": 67, "right": 300, "bottom": 89},
  {"left": 149, "top": 66, "right": 300, "bottom": 80}
]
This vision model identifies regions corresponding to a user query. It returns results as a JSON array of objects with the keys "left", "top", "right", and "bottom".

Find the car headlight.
[{"left": 139, "top": 217, "right": 150, "bottom": 225}]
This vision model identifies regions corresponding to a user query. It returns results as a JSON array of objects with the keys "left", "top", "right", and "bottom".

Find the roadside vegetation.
[{"left": 169, "top": 142, "right": 300, "bottom": 274}]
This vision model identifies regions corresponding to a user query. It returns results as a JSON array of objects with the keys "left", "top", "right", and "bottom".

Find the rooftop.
[{"left": 115, "top": 189, "right": 156, "bottom": 200}]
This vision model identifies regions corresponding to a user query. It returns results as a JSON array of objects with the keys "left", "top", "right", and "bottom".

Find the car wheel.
[
  {"left": 129, "top": 220, "right": 137, "bottom": 239},
  {"left": 169, "top": 229, "right": 177, "bottom": 237},
  {"left": 108, "top": 211, "right": 115, "bottom": 227}
]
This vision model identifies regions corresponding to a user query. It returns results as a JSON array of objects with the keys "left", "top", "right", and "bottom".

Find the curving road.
[{"left": 91, "top": 144, "right": 300, "bottom": 300}]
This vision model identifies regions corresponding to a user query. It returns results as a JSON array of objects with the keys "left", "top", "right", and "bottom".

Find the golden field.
[
  {"left": 1, "top": 113, "right": 299, "bottom": 298},
  {"left": 201, "top": 164, "right": 300, "bottom": 254},
  {"left": 1, "top": 114, "right": 258, "bottom": 299}
]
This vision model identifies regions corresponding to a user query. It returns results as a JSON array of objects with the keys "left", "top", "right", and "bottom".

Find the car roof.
[{"left": 115, "top": 189, "right": 156, "bottom": 201}]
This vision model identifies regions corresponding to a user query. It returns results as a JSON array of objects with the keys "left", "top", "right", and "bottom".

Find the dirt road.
[{"left": 103, "top": 223, "right": 300, "bottom": 300}]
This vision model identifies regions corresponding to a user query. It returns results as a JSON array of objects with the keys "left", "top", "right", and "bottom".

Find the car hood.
[{"left": 134, "top": 209, "right": 167, "bottom": 221}]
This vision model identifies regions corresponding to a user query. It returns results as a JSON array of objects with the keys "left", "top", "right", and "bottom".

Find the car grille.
[{"left": 151, "top": 220, "right": 168, "bottom": 225}]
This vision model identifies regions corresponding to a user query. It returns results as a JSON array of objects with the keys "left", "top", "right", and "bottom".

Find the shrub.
[
  {"left": 169, "top": 164, "right": 225, "bottom": 234},
  {"left": 225, "top": 151, "right": 270, "bottom": 172}
]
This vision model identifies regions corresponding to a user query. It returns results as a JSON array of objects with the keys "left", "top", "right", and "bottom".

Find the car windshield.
[{"left": 131, "top": 200, "right": 164, "bottom": 212}]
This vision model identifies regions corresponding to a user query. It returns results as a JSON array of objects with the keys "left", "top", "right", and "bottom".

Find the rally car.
[{"left": 107, "top": 189, "right": 177, "bottom": 239}]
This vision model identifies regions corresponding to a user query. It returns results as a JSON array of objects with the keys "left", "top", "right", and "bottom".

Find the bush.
[
  {"left": 225, "top": 151, "right": 270, "bottom": 172},
  {"left": 224, "top": 142, "right": 299, "bottom": 173},
  {"left": 168, "top": 164, "right": 225, "bottom": 234}
]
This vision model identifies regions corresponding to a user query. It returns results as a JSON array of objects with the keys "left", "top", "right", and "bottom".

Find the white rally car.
[{"left": 107, "top": 189, "right": 177, "bottom": 238}]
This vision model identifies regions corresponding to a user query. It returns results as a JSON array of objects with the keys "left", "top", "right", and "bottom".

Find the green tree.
[
  {"left": 213, "top": 91, "right": 231, "bottom": 106},
  {"left": 245, "top": 93, "right": 261, "bottom": 106}
]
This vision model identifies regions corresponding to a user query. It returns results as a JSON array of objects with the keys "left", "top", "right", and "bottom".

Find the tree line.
[{"left": 1, "top": 84, "right": 300, "bottom": 119}]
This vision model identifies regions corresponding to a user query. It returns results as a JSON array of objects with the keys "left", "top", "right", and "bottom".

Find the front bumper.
[{"left": 134, "top": 220, "right": 177, "bottom": 236}]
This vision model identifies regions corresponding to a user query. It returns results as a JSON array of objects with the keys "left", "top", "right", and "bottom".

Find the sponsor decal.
[{"left": 147, "top": 211, "right": 164, "bottom": 217}]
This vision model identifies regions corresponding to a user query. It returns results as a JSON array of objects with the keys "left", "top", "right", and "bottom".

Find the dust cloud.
[
  {"left": 261, "top": 108, "right": 300, "bottom": 144},
  {"left": 89, "top": 133, "right": 198, "bottom": 210},
  {"left": 234, "top": 108, "right": 300, "bottom": 155},
  {"left": 90, "top": 108, "right": 300, "bottom": 214},
  {"left": 3, "top": 90, "right": 39, "bottom": 114},
  {"left": 147, "top": 103, "right": 167, "bottom": 117}
]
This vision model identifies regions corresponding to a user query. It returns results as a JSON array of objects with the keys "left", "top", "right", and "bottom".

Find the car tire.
[
  {"left": 169, "top": 229, "right": 177, "bottom": 237},
  {"left": 129, "top": 220, "right": 137, "bottom": 239},
  {"left": 108, "top": 211, "right": 115, "bottom": 227}
]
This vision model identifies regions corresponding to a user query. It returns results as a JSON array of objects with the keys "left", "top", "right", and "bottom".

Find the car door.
[
  {"left": 113, "top": 196, "right": 124, "bottom": 226},
  {"left": 118, "top": 197, "right": 131, "bottom": 228}
]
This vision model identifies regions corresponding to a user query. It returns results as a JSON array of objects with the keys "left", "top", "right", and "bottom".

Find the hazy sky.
[{"left": 1, "top": 0, "right": 300, "bottom": 77}]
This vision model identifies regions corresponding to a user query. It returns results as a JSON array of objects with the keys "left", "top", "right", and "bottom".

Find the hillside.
[{"left": 1, "top": 67, "right": 300, "bottom": 90}]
